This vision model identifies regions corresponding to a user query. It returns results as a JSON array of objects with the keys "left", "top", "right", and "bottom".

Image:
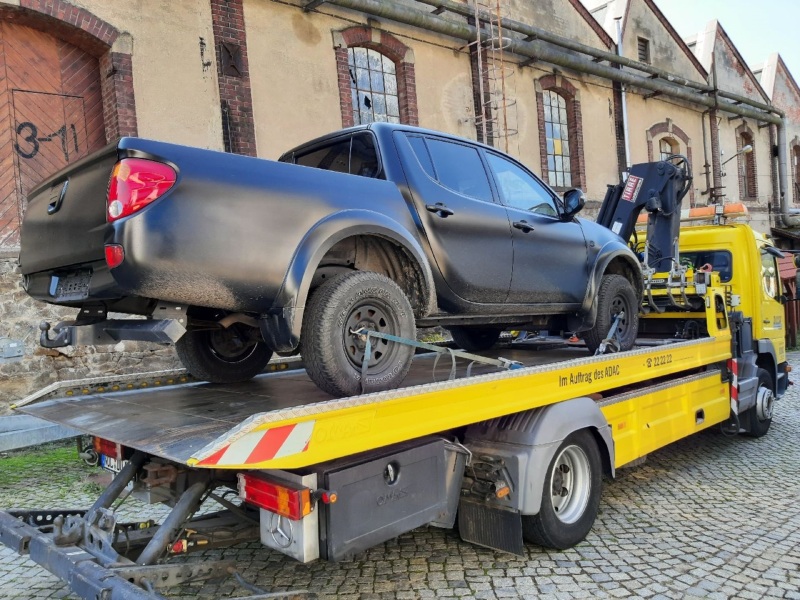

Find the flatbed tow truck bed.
[{"left": 18, "top": 333, "right": 731, "bottom": 472}]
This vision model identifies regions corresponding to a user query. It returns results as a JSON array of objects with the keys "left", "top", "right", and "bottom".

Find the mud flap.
[{"left": 457, "top": 498, "right": 524, "bottom": 556}]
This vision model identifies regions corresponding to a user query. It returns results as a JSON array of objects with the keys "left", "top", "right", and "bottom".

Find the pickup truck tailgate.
[{"left": 20, "top": 142, "right": 118, "bottom": 275}]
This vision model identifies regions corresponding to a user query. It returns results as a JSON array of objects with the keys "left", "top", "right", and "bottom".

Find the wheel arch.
[
  {"left": 572, "top": 244, "right": 643, "bottom": 331},
  {"left": 262, "top": 210, "right": 436, "bottom": 352},
  {"left": 464, "top": 396, "right": 614, "bottom": 516}
]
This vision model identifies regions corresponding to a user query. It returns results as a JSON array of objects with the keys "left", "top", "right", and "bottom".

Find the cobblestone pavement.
[{"left": 1, "top": 355, "right": 799, "bottom": 599}]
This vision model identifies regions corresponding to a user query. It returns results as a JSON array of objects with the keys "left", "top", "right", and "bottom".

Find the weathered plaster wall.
[{"left": 67, "top": 0, "right": 223, "bottom": 149}]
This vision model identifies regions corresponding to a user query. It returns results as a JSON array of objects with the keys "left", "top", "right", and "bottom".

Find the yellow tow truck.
[{"left": 0, "top": 158, "right": 790, "bottom": 599}]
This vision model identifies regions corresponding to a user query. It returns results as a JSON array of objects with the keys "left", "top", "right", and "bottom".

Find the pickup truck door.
[
  {"left": 394, "top": 132, "right": 513, "bottom": 304},
  {"left": 484, "top": 151, "right": 589, "bottom": 306}
]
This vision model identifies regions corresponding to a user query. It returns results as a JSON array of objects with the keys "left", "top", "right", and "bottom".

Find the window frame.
[{"left": 542, "top": 89, "right": 573, "bottom": 190}]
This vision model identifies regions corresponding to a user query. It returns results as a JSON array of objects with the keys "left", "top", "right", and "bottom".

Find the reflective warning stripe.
[
  {"left": 728, "top": 359, "right": 739, "bottom": 414},
  {"left": 198, "top": 421, "right": 315, "bottom": 466}
]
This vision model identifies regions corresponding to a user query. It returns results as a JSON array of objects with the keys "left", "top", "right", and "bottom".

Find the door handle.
[
  {"left": 425, "top": 203, "right": 454, "bottom": 217},
  {"left": 513, "top": 220, "right": 534, "bottom": 233}
]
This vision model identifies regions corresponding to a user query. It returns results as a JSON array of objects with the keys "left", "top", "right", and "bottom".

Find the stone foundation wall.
[{"left": 0, "top": 257, "right": 180, "bottom": 413}]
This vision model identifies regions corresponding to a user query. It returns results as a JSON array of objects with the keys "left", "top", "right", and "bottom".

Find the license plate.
[
  {"left": 53, "top": 271, "right": 91, "bottom": 301},
  {"left": 100, "top": 454, "right": 129, "bottom": 473}
]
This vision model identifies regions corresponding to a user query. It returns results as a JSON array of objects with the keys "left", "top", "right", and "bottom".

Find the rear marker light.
[
  {"left": 93, "top": 437, "right": 120, "bottom": 460},
  {"left": 107, "top": 157, "right": 176, "bottom": 222},
  {"left": 105, "top": 244, "right": 125, "bottom": 269},
  {"left": 237, "top": 473, "right": 312, "bottom": 520}
]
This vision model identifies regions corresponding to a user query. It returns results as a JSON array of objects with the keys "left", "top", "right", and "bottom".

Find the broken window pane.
[{"left": 348, "top": 46, "right": 401, "bottom": 125}]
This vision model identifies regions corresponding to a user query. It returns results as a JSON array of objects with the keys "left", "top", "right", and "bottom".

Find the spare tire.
[{"left": 448, "top": 326, "right": 502, "bottom": 353}]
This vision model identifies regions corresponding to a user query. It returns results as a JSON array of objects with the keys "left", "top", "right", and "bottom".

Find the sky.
[{"left": 653, "top": 0, "right": 800, "bottom": 79}]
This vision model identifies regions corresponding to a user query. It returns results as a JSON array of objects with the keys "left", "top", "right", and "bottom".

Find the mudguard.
[
  {"left": 464, "top": 396, "right": 614, "bottom": 515},
  {"left": 262, "top": 209, "right": 437, "bottom": 353}
]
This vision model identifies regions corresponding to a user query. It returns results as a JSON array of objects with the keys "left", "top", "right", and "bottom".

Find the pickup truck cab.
[{"left": 21, "top": 123, "right": 643, "bottom": 396}]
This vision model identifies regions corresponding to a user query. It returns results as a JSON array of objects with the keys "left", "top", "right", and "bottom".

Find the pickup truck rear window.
[{"left": 293, "top": 133, "right": 381, "bottom": 178}]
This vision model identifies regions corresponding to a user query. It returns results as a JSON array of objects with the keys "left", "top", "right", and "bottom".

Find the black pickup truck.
[{"left": 21, "top": 123, "right": 643, "bottom": 396}]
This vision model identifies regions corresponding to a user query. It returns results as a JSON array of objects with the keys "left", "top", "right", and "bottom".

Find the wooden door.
[{"left": 0, "top": 22, "right": 105, "bottom": 251}]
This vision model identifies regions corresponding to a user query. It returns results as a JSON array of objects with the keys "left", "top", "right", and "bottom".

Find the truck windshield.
[{"left": 679, "top": 250, "right": 733, "bottom": 282}]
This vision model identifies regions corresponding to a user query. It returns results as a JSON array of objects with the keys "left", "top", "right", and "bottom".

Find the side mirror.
[{"left": 562, "top": 188, "right": 586, "bottom": 220}]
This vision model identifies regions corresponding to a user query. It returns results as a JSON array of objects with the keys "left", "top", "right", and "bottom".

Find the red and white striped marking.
[
  {"left": 728, "top": 359, "right": 739, "bottom": 414},
  {"left": 198, "top": 421, "right": 315, "bottom": 466}
]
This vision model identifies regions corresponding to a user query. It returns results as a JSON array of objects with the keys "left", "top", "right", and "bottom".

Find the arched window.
[
  {"left": 659, "top": 137, "right": 678, "bottom": 161},
  {"left": 348, "top": 47, "right": 399, "bottom": 124},
  {"left": 736, "top": 131, "right": 758, "bottom": 198},
  {"left": 646, "top": 120, "right": 694, "bottom": 205},
  {"left": 536, "top": 75, "right": 585, "bottom": 190},
  {"left": 334, "top": 27, "right": 418, "bottom": 128},
  {"left": 543, "top": 90, "right": 571, "bottom": 188}
]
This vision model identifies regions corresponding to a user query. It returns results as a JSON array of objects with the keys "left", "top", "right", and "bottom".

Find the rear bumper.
[{"left": 23, "top": 260, "right": 125, "bottom": 307}]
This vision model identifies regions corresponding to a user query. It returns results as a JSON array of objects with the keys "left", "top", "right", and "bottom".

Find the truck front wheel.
[
  {"left": 743, "top": 368, "right": 774, "bottom": 438},
  {"left": 522, "top": 430, "right": 602, "bottom": 550},
  {"left": 584, "top": 274, "right": 639, "bottom": 354},
  {"left": 302, "top": 271, "right": 416, "bottom": 397},
  {"left": 176, "top": 323, "right": 273, "bottom": 383}
]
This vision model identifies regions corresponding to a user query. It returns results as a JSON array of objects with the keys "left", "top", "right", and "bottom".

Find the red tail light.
[
  {"left": 105, "top": 244, "right": 125, "bottom": 269},
  {"left": 238, "top": 473, "right": 312, "bottom": 520},
  {"left": 107, "top": 158, "right": 176, "bottom": 222}
]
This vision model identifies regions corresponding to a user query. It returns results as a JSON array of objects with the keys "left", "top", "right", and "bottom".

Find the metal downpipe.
[
  {"left": 615, "top": 18, "right": 631, "bottom": 174},
  {"left": 327, "top": 0, "right": 781, "bottom": 125}
]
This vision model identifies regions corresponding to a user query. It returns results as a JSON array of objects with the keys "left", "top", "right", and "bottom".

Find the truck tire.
[
  {"left": 584, "top": 274, "right": 639, "bottom": 355},
  {"left": 448, "top": 326, "right": 502, "bottom": 352},
  {"left": 175, "top": 325, "right": 273, "bottom": 384},
  {"left": 302, "top": 271, "right": 416, "bottom": 397},
  {"left": 743, "top": 368, "right": 774, "bottom": 438},
  {"left": 522, "top": 430, "right": 602, "bottom": 550}
]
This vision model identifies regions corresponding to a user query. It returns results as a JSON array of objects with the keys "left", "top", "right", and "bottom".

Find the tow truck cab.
[{"left": 643, "top": 223, "right": 788, "bottom": 397}]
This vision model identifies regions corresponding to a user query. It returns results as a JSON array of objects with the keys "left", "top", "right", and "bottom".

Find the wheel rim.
[
  {"left": 208, "top": 326, "right": 259, "bottom": 364},
  {"left": 610, "top": 293, "right": 631, "bottom": 341},
  {"left": 550, "top": 444, "right": 592, "bottom": 524},
  {"left": 343, "top": 300, "right": 399, "bottom": 369},
  {"left": 756, "top": 385, "right": 774, "bottom": 421}
]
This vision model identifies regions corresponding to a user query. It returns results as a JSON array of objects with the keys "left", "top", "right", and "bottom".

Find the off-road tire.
[
  {"left": 522, "top": 430, "right": 602, "bottom": 550},
  {"left": 584, "top": 274, "right": 639, "bottom": 354},
  {"left": 302, "top": 271, "right": 416, "bottom": 397},
  {"left": 743, "top": 368, "right": 774, "bottom": 438},
  {"left": 175, "top": 325, "right": 273, "bottom": 383},
  {"left": 448, "top": 326, "right": 502, "bottom": 353}
]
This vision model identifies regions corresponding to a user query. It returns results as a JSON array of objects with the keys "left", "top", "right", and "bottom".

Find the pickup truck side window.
[
  {"left": 486, "top": 152, "right": 558, "bottom": 216},
  {"left": 293, "top": 133, "right": 381, "bottom": 178},
  {"left": 424, "top": 138, "right": 494, "bottom": 203}
]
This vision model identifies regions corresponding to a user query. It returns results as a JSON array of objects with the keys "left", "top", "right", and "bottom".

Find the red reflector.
[
  {"left": 105, "top": 244, "right": 125, "bottom": 269},
  {"left": 107, "top": 157, "right": 176, "bottom": 222},
  {"left": 237, "top": 473, "right": 312, "bottom": 520},
  {"left": 93, "top": 437, "right": 119, "bottom": 460}
]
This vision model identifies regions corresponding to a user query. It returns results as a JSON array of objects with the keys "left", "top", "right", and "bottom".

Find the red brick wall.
[{"left": 210, "top": 0, "right": 256, "bottom": 156}]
